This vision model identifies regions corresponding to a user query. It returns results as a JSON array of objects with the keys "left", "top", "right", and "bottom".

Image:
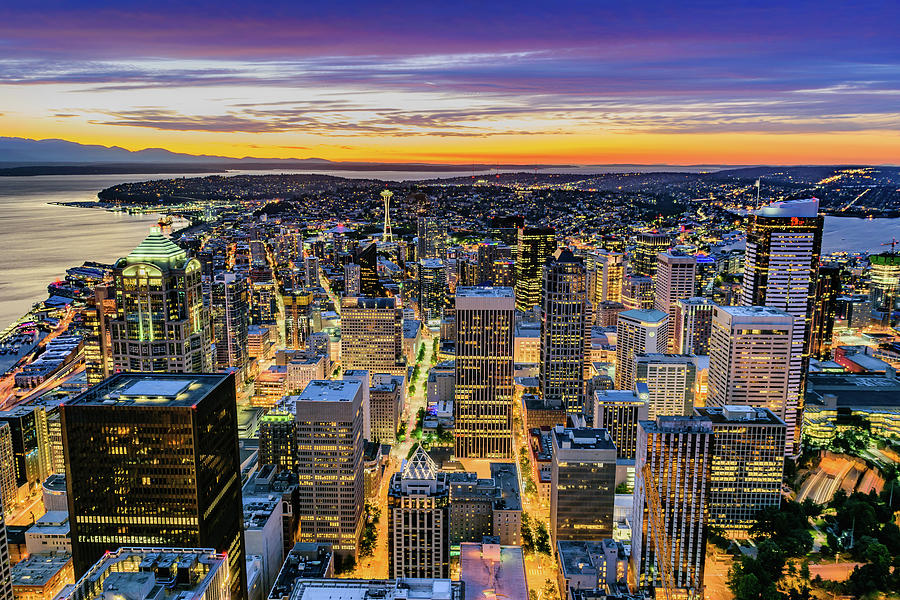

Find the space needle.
[{"left": 381, "top": 189, "right": 393, "bottom": 242}]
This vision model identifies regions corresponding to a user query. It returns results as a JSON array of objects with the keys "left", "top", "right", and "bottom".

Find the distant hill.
[{"left": 0, "top": 136, "right": 333, "bottom": 166}]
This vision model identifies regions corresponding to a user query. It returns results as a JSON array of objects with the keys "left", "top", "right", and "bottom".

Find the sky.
[{"left": 1, "top": 1, "right": 899, "bottom": 165}]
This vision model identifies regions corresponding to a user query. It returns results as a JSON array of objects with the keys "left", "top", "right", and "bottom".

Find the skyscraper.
[
  {"left": 351, "top": 242, "right": 380, "bottom": 296},
  {"left": 654, "top": 252, "right": 696, "bottom": 350},
  {"left": 540, "top": 249, "right": 587, "bottom": 415},
  {"left": 417, "top": 216, "right": 448, "bottom": 260},
  {"left": 634, "top": 354, "right": 697, "bottom": 418},
  {"left": 340, "top": 297, "right": 407, "bottom": 378},
  {"left": 388, "top": 445, "right": 450, "bottom": 578},
  {"left": 0, "top": 496, "right": 10, "bottom": 600},
  {"left": 344, "top": 262, "right": 361, "bottom": 297},
  {"left": 259, "top": 409, "right": 298, "bottom": 472},
  {"left": 283, "top": 289, "right": 313, "bottom": 350},
  {"left": 109, "top": 227, "right": 211, "bottom": 373},
  {"left": 590, "top": 250, "right": 625, "bottom": 306},
  {"left": 515, "top": 227, "right": 556, "bottom": 311},
  {"left": 632, "top": 416, "right": 713, "bottom": 595},
  {"left": 454, "top": 287, "right": 515, "bottom": 458},
  {"left": 707, "top": 305, "right": 795, "bottom": 448},
  {"left": 419, "top": 259, "right": 447, "bottom": 323},
  {"left": 62, "top": 373, "right": 246, "bottom": 598},
  {"left": 673, "top": 297, "right": 716, "bottom": 355},
  {"left": 83, "top": 284, "right": 116, "bottom": 385},
  {"left": 867, "top": 252, "right": 900, "bottom": 323},
  {"left": 549, "top": 426, "right": 617, "bottom": 544},
  {"left": 292, "top": 380, "right": 364, "bottom": 559},
  {"left": 614, "top": 309, "right": 668, "bottom": 391},
  {"left": 211, "top": 272, "right": 250, "bottom": 374},
  {"left": 0, "top": 422, "right": 14, "bottom": 517},
  {"left": 694, "top": 405, "right": 786, "bottom": 538},
  {"left": 741, "top": 198, "right": 823, "bottom": 451},
  {"left": 810, "top": 264, "right": 841, "bottom": 359},
  {"left": 592, "top": 389, "right": 649, "bottom": 461},
  {"left": 633, "top": 232, "right": 671, "bottom": 277},
  {"left": 622, "top": 275, "right": 655, "bottom": 311}
]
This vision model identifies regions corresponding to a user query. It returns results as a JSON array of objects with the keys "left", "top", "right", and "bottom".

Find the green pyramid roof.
[{"left": 127, "top": 227, "right": 188, "bottom": 267}]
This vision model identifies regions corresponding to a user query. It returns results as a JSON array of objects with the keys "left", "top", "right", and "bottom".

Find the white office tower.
[
  {"left": 634, "top": 353, "right": 697, "bottom": 419},
  {"left": 741, "top": 198, "right": 823, "bottom": 453},
  {"left": 654, "top": 252, "right": 696, "bottom": 350},
  {"left": 632, "top": 416, "right": 713, "bottom": 596},
  {"left": 614, "top": 309, "right": 667, "bottom": 391},
  {"left": 707, "top": 305, "right": 796, "bottom": 452}
]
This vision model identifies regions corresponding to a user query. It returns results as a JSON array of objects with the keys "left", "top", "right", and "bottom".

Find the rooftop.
[
  {"left": 66, "top": 373, "right": 230, "bottom": 408},
  {"left": 296, "top": 379, "right": 361, "bottom": 403},
  {"left": 11, "top": 552, "right": 72, "bottom": 587},
  {"left": 558, "top": 539, "right": 624, "bottom": 578},
  {"left": 459, "top": 543, "right": 528, "bottom": 600},
  {"left": 552, "top": 426, "right": 617, "bottom": 451},
  {"left": 268, "top": 543, "right": 333, "bottom": 600},
  {"left": 757, "top": 198, "right": 819, "bottom": 218},
  {"left": 618, "top": 308, "right": 667, "bottom": 324},
  {"left": 694, "top": 405, "right": 786, "bottom": 426},
  {"left": 455, "top": 286, "right": 514, "bottom": 298},
  {"left": 288, "top": 578, "right": 462, "bottom": 600},
  {"left": 716, "top": 305, "right": 793, "bottom": 319},
  {"left": 59, "top": 547, "right": 227, "bottom": 600},
  {"left": 125, "top": 227, "right": 188, "bottom": 267}
]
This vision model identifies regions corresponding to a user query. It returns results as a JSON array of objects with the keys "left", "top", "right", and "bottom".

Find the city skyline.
[{"left": 0, "top": 1, "right": 899, "bottom": 164}]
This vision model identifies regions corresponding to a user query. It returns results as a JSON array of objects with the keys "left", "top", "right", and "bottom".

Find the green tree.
[{"left": 534, "top": 520, "right": 551, "bottom": 555}]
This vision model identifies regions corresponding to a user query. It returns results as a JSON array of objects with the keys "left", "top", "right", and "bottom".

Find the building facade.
[
  {"left": 340, "top": 297, "right": 407, "bottom": 378},
  {"left": 515, "top": 227, "right": 557, "bottom": 312},
  {"left": 654, "top": 252, "right": 697, "bottom": 350},
  {"left": 292, "top": 380, "right": 365, "bottom": 559},
  {"left": 388, "top": 446, "right": 450, "bottom": 579},
  {"left": 632, "top": 416, "right": 713, "bottom": 595},
  {"left": 695, "top": 405, "right": 786, "bottom": 538},
  {"left": 61, "top": 373, "right": 246, "bottom": 599},
  {"left": 550, "top": 426, "right": 617, "bottom": 544},
  {"left": 454, "top": 287, "right": 515, "bottom": 458},
  {"left": 109, "top": 227, "right": 211, "bottom": 373},
  {"left": 741, "top": 198, "right": 823, "bottom": 453},
  {"left": 540, "top": 249, "right": 587, "bottom": 415},
  {"left": 614, "top": 309, "right": 668, "bottom": 391}
]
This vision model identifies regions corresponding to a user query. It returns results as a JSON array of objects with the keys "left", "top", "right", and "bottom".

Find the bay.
[{"left": 1, "top": 171, "right": 897, "bottom": 329}]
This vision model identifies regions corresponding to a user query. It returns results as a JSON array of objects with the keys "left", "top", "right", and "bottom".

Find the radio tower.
[{"left": 381, "top": 189, "right": 393, "bottom": 242}]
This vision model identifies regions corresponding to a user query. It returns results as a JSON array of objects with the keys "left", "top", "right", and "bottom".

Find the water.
[
  {"left": 0, "top": 171, "right": 896, "bottom": 329},
  {"left": 822, "top": 216, "right": 900, "bottom": 254}
]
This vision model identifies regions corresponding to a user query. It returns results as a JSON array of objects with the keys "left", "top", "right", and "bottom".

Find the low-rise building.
[
  {"left": 370, "top": 374, "right": 405, "bottom": 443},
  {"left": 24, "top": 512, "right": 70, "bottom": 555},
  {"left": 268, "top": 543, "right": 333, "bottom": 600},
  {"left": 279, "top": 579, "right": 462, "bottom": 600},
  {"left": 557, "top": 540, "right": 628, "bottom": 600},
  {"left": 11, "top": 552, "right": 73, "bottom": 600},
  {"left": 57, "top": 547, "right": 228, "bottom": 600},
  {"left": 459, "top": 542, "right": 528, "bottom": 600},
  {"left": 447, "top": 462, "right": 522, "bottom": 547}
]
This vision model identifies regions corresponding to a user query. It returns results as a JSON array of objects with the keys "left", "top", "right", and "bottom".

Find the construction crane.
[{"left": 643, "top": 462, "right": 675, "bottom": 600}]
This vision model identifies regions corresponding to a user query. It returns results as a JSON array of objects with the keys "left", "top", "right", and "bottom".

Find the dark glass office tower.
[
  {"left": 61, "top": 373, "right": 246, "bottom": 599},
  {"left": 515, "top": 226, "right": 556, "bottom": 312},
  {"left": 351, "top": 242, "right": 381, "bottom": 296}
]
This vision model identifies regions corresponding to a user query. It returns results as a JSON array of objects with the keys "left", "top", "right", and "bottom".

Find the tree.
[
  {"left": 521, "top": 513, "right": 535, "bottom": 553},
  {"left": 534, "top": 520, "right": 551, "bottom": 555},
  {"left": 829, "top": 426, "right": 870, "bottom": 455}
]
